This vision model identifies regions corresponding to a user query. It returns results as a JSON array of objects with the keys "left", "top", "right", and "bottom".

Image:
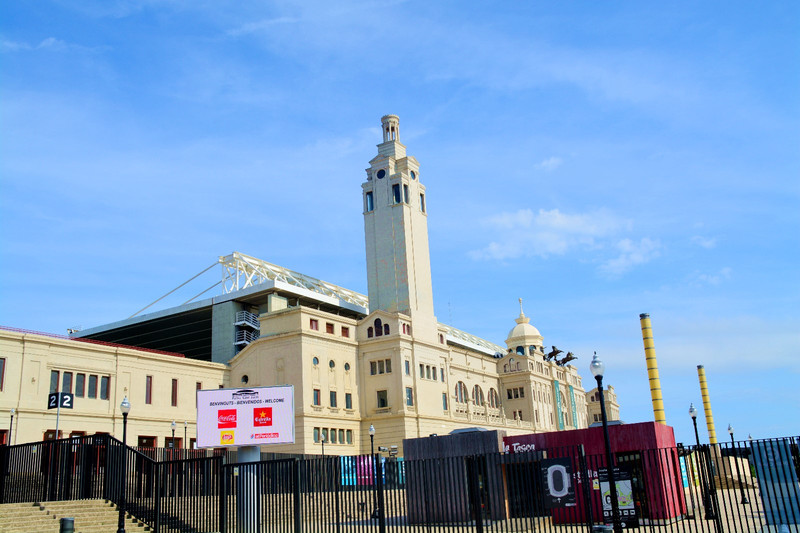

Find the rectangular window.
[
  {"left": 420, "top": 193, "right": 426, "bottom": 213},
  {"left": 50, "top": 370, "right": 60, "bottom": 393},
  {"left": 513, "top": 389, "right": 519, "bottom": 399},
  {"left": 75, "top": 373, "right": 85, "bottom": 397},
  {"left": 62, "top": 372, "right": 73, "bottom": 393},
  {"left": 88, "top": 375, "right": 98, "bottom": 398},
  {"left": 392, "top": 184, "right": 401, "bottom": 203},
  {"left": 442, "top": 393, "right": 448, "bottom": 411},
  {"left": 310, "top": 319, "right": 319, "bottom": 331},
  {"left": 313, "top": 389, "right": 321, "bottom": 406},
  {"left": 326, "top": 322, "right": 335, "bottom": 334},
  {"left": 426, "top": 366, "right": 431, "bottom": 379},
  {"left": 403, "top": 184, "right": 409, "bottom": 203},
  {"left": 378, "top": 360, "right": 385, "bottom": 374},
  {"left": 339, "top": 429, "right": 345, "bottom": 443},
  {"left": 519, "top": 388, "right": 524, "bottom": 398},
  {"left": 346, "top": 430, "right": 353, "bottom": 444},
  {"left": 313, "top": 427, "right": 320, "bottom": 443},
  {"left": 406, "top": 387, "right": 414, "bottom": 406},
  {"left": 419, "top": 364, "right": 424, "bottom": 378},
  {"left": 146, "top": 376, "right": 153, "bottom": 404},
  {"left": 0, "top": 357, "right": 5, "bottom": 391},
  {"left": 100, "top": 376, "right": 109, "bottom": 400},
  {"left": 507, "top": 389, "right": 513, "bottom": 400},
  {"left": 171, "top": 378, "right": 178, "bottom": 406},
  {"left": 330, "top": 429, "right": 337, "bottom": 443},
  {"left": 440, "top": 368, "right": 445, "bottom": 382},
  {"left": 385, "top": 359, "right": 391, "bottom": 373},
  {"left": 197, "top": 382, "right": 202, "bottom": 391},
  {"left": 322, "top": 428, "right": 328, "bottom": 442},
  {"left": 345, "top": 393, "right": 352, "bottom": 409},
  {"left": 377, "top": 390, "right": 388, "bottom": 408},
  {"left": 341, "top": 326, "right": 350, "bottom": 338},
  {"left": 365, "top": 191, "right": 374, "bottom": 212},
  {"left": 330, "top": 391, "right": 337, "bottom": 408},
  {"left": 404, "top": 361, "right": 410, "bottom": 375},
  {"left": 370, "top": 361, "right": 377, "bottom": 375}
]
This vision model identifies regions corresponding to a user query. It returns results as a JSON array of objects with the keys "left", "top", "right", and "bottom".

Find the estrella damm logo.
[{"left": 253, "top": 407, "right": 273, "bottom": 427}]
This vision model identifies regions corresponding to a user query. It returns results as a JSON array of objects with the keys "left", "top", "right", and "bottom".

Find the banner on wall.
[
  {"left": 540, "top": 458, "right": 576, "bottom": 509},
  {"left": 196, "top": 385, "right": 295, "bottom": 448}
]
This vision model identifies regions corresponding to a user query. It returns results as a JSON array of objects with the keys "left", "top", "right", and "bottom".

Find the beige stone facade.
[
  {"left": 0, "top": 328, "right": 226, "bottom": 447},
  {"left": 586, "top": 384, "right": 620, "bottom": 425},
  {"left": 0, "top": 115, "right": 616, "bottom": 455}
]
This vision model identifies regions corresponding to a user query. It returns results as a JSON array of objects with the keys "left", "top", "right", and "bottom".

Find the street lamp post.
[
  {"left": 728, "top": 424, "right": 749, "bottom": 504},
  {"left": 369, "top": 424, "right": 378, "bottom": 520},
  {"left": 590, "top": 353, "right": 622, "bottom": 533},
  {"left": 171, "top": 420, "right": 176, "bottom": 448},
  {"left": 690, "top": 403, "right": 716, "bottom": 519},
  {"left": 184, "top": 421, "right": 187, "bottom": 451},
  {"left": 8, "top": 408, "right": 14, "bottom": 445},
  {"left": 117, "top": 397, "right": 131, "bottom": 533},
  {"left": 321, "top": 433, "right": 325, "bottom": 457}
]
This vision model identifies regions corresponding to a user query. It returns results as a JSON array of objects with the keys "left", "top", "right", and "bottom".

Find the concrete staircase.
[{"left": 0, "top": 499, "right": 150, "bottom": 533}]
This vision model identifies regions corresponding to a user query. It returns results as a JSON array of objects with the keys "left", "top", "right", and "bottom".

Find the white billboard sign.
[{"left": 196, "top": 385, "right": 295, "bottom": 448}]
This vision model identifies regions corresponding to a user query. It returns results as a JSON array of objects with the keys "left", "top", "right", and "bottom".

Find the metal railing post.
[
  {"left": 293, "top": 458, "right": 302, "bottom": 533},
  {"left": 218, "top": 459, "right": 226, "bottom": 533},
  {"left": 466, "top": 456, "right": 484, "bottom": 533}
]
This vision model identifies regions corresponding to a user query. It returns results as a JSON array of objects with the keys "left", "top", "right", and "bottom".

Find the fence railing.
[{"left": 1, "top": 434, "right": 798, "bottom": 533}]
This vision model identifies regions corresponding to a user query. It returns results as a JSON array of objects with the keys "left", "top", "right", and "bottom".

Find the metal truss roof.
[
  {"left": 440, "top": 323, "right": 506, "bottom": 357},
  {"left": 220, "top": 252, "right": 369, "bottom": 310}
]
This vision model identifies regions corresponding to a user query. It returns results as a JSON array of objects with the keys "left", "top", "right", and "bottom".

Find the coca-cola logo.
[
  {"left": 253, "top": 407, "right": 273, "bottom": 427},
  {"left": 218, "top": 409, "right": 237, "bottom": 428}
]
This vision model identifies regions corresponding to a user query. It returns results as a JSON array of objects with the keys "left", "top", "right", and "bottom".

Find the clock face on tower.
[{"left": 377, "top": 169, "right": 386, "bottom": 179}]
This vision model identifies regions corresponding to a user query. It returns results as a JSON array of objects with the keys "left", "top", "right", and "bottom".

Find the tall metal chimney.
[
  {"left": 697, "top": 365, "right": 718, "bottom": 444},
  {"left": 639, "top": 313, "right": 666, "bottom": 424}
]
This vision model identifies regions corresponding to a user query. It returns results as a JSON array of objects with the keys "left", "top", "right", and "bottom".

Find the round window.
[
  {"left": 312, "top": 357, "right": 319, "bottom": 366},
  {"left": 329, "top": 360, "right": 335, "bottom": 368},
  {"left": 410, "top": 171, "right": 416, "bottom": 180},
  {"left": 344, "top": 362, "right": 351, "bottom": 371},
  {"left": 377, "top": 169, "right": 386, "bottom": 179}
]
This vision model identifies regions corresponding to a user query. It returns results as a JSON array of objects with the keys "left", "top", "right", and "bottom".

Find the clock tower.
[{"left": 362, "top": 115, "right": 437, "bottom": 339}]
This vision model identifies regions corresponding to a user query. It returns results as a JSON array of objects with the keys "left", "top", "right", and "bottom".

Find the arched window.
[
  {"left": 455, "top": 382, "right": 468, "bottom": 404},
  {"left": 384, "top": 323, "right": 390, "bottom": 335},
  {"left": 374, "top": 318, "right": 383, "bottom": 337},
  {"left": 529, "top": 345, "right": 536, "bottom": 356},
  {"left": 516, "top": 346, "right": 525, "bottom": 355},
  {"left": 439, "top": 333, "right": 444, "bottom": 344},
  {"left": 473, "top": 385, "right": 484, "bottom": 406},
  {"left": 488, "top": 389, "right": 500, "bottom": 408},
  {"left": 367, "top": 327, "right": 373, "bottom": 338}
]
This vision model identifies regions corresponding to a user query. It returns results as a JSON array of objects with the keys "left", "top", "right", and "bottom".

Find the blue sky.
[{"left": 2, "top": 1, "right": 798, "bottom": 445}]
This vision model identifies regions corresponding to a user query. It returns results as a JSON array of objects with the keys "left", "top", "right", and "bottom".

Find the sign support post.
[{"left": 236, "top": 445, "right": 260, "bottom": 533}]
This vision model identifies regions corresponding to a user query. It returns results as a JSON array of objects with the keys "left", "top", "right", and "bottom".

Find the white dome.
[
  {"left": 507, "top": 317, "right": 541, "bottom": 341},
  {"left": 505, "top": 299, "right": 543, "bottom": 349}
]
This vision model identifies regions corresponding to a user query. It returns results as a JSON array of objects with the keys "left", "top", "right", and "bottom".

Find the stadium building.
[{"left": 0, "top": 115, "right": 619, "bottom": 453}]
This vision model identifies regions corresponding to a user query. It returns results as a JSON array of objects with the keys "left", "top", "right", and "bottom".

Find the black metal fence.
[{"left": 1, "top": 434, "right": 798, "bottom": 532}]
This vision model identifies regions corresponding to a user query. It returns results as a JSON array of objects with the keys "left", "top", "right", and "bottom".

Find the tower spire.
[{"left": 363, "top": 115, "right": 436, "bottom": 338}]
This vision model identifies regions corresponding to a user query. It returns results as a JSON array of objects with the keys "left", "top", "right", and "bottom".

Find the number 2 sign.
[{"left": 47, "top": 392, "right": 74, "bottom": 409}]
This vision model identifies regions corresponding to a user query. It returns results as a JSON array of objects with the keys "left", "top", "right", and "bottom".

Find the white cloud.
[
  {"left": 691, "top": 236, "right": 717, "bottom": 249},
  {"left": 690, "top": 267, "right": 732, "bottom": 286},
  {"left": 538, "top": 156, "right": 563, "bottom": 171},
  {"left": 599, "top": 238, "right": 661, "bottom": 276},
  {"left": 227, "top": 17, "right": 300, "bottom": 37},
  {"left": 470, "top": 208, "right": 631, "bottom": 261},
  {"left": 1, "top": 38, "right": 106, "bottom": 53}
]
